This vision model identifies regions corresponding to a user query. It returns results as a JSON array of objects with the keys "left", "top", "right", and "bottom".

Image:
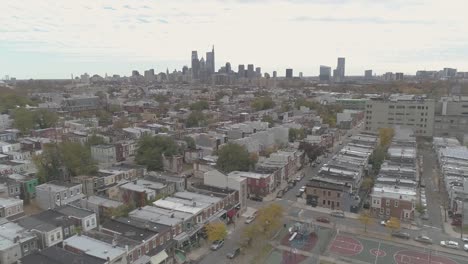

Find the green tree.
[
  {"left": 34, "top": 109, "right": 58, "bottom": 129},
  {"left": 34, "top": 142, "right": 97, "bottom": 182},
  {"left": 183, "top": 136, "right": 196, "bottom": 149},
  {"left": 261, "top": 115, "right": 274, "bottom": 128},
  {"left": 0, "top": 93, "right": 35, "bottom": 112},
  {"left": 299, "top": 142, "right": 324, "bottom": 162},
  {"left": 369, "top": 146, "right": 386, "bottom": 173},
  {"left": 289, "top": 128, "right": 306, "bottom": 142},
  {"left": 241, "top": 204, "right": 284, "bottom": 247},
  {"left": 361, "top": 177, "right": 374, "bottom": 192},
  {"left": 216, "top": 143, "right": 254, "bottom": 173},
  {"left": 12, "top": 108, "right": 35, "bottom": 134},
  {"left": 358, "top": 211, "right": 374, "bottom": 232},
  {"left": 185, "top": 111, "right": 207, "bottom": 128},
  {"left": 97, "top": 110, "right": 113, "bottom": 126},
  {"left": 205, "top": 222, "right": 228, "bottom": 242},
  {"left": 189, "top": 100, "right": 209, "bottom": 111},
  {"left": 87, "top": 134, "right": 106, "bottom": 146},
  {"left": 135, "top": 135, "right": 181, "bottom": 171},
  {"left": 251, "top": 97, "right": 275, "bottom": 111}
]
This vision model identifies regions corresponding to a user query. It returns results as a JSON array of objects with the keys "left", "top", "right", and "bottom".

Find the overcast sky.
[{"left": 2, "top": 0, "right": 468, "bottom": 79}]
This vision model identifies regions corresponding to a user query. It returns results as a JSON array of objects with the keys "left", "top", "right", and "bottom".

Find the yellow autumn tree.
[
  {"left": 358, "top": 211, "right": 374, "bottom": 232},
  {"left": 379, "top": 127, "right": 395, "bottom": 147},
  {"left": 205, "top": 222, "right": 228, "bottom": 242},
  {"left": 386, "top": 217, "right": 401, "bottom": 234}
]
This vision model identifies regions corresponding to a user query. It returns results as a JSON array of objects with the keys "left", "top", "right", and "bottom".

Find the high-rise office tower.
[
  {"left": 205, "top": 46, "right": 215, "bottom": 74},
  {"left": 319, "top": 66, "right": 331, "bottom": 81},
  {"left": 247, "top": 64, "right": 254, "bottom": 78},
  {"left": 255, "top": 67, "right": 261, "bottom": 77},
  {"left": 273, "top": 71, "right": 277, "bottom": 78},
  {"left": 285, "top": 68, "right": 293, "bottom": 78},
  {"left": 335, "top": 57, "right": 345, "bottom": 80},
  {"left": 182, "top": 66, "right": 189, "bottom": 75},
  {"left": 132, "top": 70, "right": 140, "bottom": 77},
  {"left": 365, "top": 70, "right": 373, "bottom": 78},
  {"left": 191, "top": 51, "right": 200, "bottom": 79},
  {"left": 299, "top": 72, "right": 303, "bottom": 78},
  {"left": 225, "top": 62, "right": 231, "bottom": 73},
  {"left": 238, "top": 64, "right": 245, "bottom": 78},
  {"left": 395, "top": 72, "right": 404, "bottom": 81}
]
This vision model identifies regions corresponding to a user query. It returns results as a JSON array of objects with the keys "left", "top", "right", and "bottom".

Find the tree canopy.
[
  {"left": 0, "top": 93, "right": 36, "bottom": 113},
  {"left": 379, "top": 127, "right": 395, "bottom": 147},
  {"left": 241, "top": 204, "right": 284, "bottom": 247},
  {"left": 289, "top": 128, "right": 306, "bottom": 142},
  {"left": 185, "top": 111, "right": 207, "bottom": 128},
  {"left": 216, "top": 143, "right": 255, "bottom": 173},
  {"left": 34, "top": 142, "right": 97, "bottom": 182},
  {"left": 12, "top": 108, "right": 58, "bottom": 134},
  {"left": 205, "top": 222, "right": 228, "bottom": 242},
  {"left": 183, "top": 136, "right": 196, "bottom": 150},
  {"left": 299, "top": 142, "right": 324, "bottom": 162},
  {"left": 369, "top": 145, "right": 387, "bottom": 173},
  {"left": 251, "top": 97, "right": 275, "bottom": 111},
  {"left": 135, "top": 135, "right": 181, "bottom": 171},
  {"left": 358, "top": 210, "right": 374, "bottom": 232},
  {"left": 189, "top": 100, "right": 209, "bottom": 111}
]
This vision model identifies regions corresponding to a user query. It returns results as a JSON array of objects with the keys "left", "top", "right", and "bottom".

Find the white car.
[
  {"left": 440, "top": 240, "right": 459, "bottom": 249},
  {"left": 462, "top": 237, "right": 468, "bottom": 243},
  {"left": 380, "top": 220, "right": 387, "bottom": 226},
  {"left": 299, "top": 186, "right": 306, "bottom": 192},
  {"left": 464, "top": 244, "right": 468, "bottom": 252},
  {"left": 245, "top": 215, "right": 256, "bottom": 224}
]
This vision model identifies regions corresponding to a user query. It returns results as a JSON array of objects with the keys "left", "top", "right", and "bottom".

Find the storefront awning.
[{"left": 150, "top": 250, "right": 169, "bottom": 264}]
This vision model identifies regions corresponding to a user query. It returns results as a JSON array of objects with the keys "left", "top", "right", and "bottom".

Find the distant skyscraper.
[
  {"left": 247, "top": 64, "right": 254, "bottom": 78},
  {"left": 285, "top": 69, "right": 293, "bottom": 78},
  {"left": 299, "top": 72, "right": 303, "bottom": 78},
  {"left": 255, "top": 67, "right": 261, "bottom": 77},
  {"left": 319, "top": 66, "right": 331, "bottom": 81},
  {"left": 443, "top": 68, "right": 457, "bottom": 78},
  {"left": 335, "top": 57, "right": 345, "bottom": 80},
  {"left": 132, "top": 70, "right": 140, "bottom": 77},
  {"left": 225, "top": 62, "right": 231, "bottom": 73},
  {"left": 273, "top": 71, "right": 277, "bottom": 78},
  {"left": 238, "top": 64, "right": 245, "bottom": 78},
  {"left": 205, "top": 46, "right": 215, "bottom": 74},
  {"left": 395, "top": 72, "right": 404, "bottom": 81},
  {"left": 191, "top": 51, "right": 200, "bottom": 79},
  {"left": 182, "top": 66, "right": 189, "bottom": 75},
  {"left": 365, "top": 70, "right": 373, "bottom": 78},
  {"left": 144, "top": 69, "right": 155, "bottom": 82},
  {"left": 264, "top": 73, "right": 270, "bottom": 78}
]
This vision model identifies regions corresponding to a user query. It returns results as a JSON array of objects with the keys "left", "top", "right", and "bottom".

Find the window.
[
  {"left": 385, "top": 200, "right": 390, "bottom": 206},
  {"left": 129, "top": 254, "right": 133, "bottom": 262},
  {"left": 137, "top": 248, "right": 141, "bottom": 257},
  {"left": 153, "top": 239, "right": 157, "bottom": 248},
  {"left": 50, "top": 234, "right": 55, "bottom": 242},
  {"left": 313, "top": 189, "right": 316, "bottom": 194},
  {"left": 394, "top": 201, "right": 399, "bottom": 207},
  {"left": 323, "top": 200, "right": 326, "bottom": 205},
  {"left": 56, "top": 194, "right": 60, "bottom": 201},
  {"left": 323, "top": 190, "right": 326, "bottom": 196},
  {"left": 328, "top": 191, "right": 331, "bottom": 196},
  {"left": 56, "top": 232, "right": 61, "bottom": 240},
  {"left": 337, "top": 193, "right": 341, "bottom": 198},
  {"left": 336, "top": 202, "right": 340, "bottom": 207},
  {"left": 70, "top": 225, "right": 75, "bottom": 234},
  {"left": 23, "top": 243, "right": 29, "bottom": 252},
  {"left": 380, "top": 208, "right": 384, "bottom": 214},
  {"left": 145, "top": 243, "right": 149, "bottom": 253},
  {"left": 389, "top": 105, "right": 395, "bottom": 109},
  {"left": 86, "top": 220, "right": 90, "bottom": 227},
  {"left": 91, "top": 218, "right": 96, "bottom": 226},
  {"left": 64, "top": 227, "right": 69, "bottom": 236},
  {"left": 386, "top": 208, "right": 390, "bottom": 215},
  {"left": 64, "top": 192, "right": 67, "bottom": 199},
  {"left": 327, "top": 200, "right": 330, "bottom": 205}
]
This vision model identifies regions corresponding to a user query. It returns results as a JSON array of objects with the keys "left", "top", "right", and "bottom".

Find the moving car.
[
  {"left": 211, "top": 240, "right": 224, "bottom": 250},
  {"left": 330, "top": 211, "right": 345, "bottom": 218},
  {"left": 245, "top": 215, "right": 256, "bottom": 224},
  {"left": 391, "top": 231, "right": 410, "bottom": 239},
  {"left": 440, "top": 240, "right": 459, "bottom": 249},
  {"left": 299, "top": 186, "right": 306, "bottom": 193},
  {"left": 414, "top": 235, "right": 433, "bottom": 244},
  {"left": 226, "top": 247, "right": 241, "bottom": 259},
  {"left": 316, "top": 216, "right": 330, "bottom": 223},
  {"left": 250, "top": 196, "right": 263, "bottom": 202}
]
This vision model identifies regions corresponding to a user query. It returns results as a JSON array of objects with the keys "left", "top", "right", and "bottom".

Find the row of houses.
[
  {"left": 305, "top": 133, "right": 378, "bottom": 212},
  {"left": 369, "top": 129, "right": 418, "bottom": 221}
]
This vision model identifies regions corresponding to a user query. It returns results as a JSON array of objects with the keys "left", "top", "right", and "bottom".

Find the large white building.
[{"left": 364, "top": 94, "right": 435, "bottom": 137}]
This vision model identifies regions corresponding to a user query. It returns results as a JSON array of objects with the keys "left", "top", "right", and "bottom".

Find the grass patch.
[{"left": 251, "top": 243, "right": 273, "bottom": 264}]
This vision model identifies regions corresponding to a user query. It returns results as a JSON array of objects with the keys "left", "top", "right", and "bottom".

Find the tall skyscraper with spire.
[{"left": 206, "top": 45, "right": 215, "bottom": 74}]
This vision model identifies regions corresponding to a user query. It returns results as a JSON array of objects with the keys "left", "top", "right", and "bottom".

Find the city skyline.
[{"left": 2, "top": 0, "right": 468, "bottom": 79}]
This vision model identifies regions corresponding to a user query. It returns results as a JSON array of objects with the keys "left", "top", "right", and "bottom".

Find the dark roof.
[
  {"left": 102, "top": 218, "right": 158, "bottom": 241},
  {"left": 17, "top": 209, "right": 75, "bottom": 231},
  {"left": 55, "top": 205, "right": 95, "bottom": 219},
  {"left": 190, "top": 183, "right": 235, "bottom": 197},
  {"left": 306, "top": 179, "right": 351, "bottom": 192},
  {"left": 20, "top": 246, "right": 105, "bottom": 264}
]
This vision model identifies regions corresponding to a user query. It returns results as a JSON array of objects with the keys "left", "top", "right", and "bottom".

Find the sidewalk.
[
  {"left": 264, "top": 170, "right": 305, "bottom": 202},
  {"left": 440, "top": 206, "right": 462, "bottom": 239}
]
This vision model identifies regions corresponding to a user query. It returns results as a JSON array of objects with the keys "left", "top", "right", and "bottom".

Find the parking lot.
[{"left": 328, "top": 233, "right": 468, "bottom": 264}]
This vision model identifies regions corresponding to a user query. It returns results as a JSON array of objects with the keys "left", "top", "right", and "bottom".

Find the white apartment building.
[{"left": 364, "top": 94, "right": 435, "bottom": 137}]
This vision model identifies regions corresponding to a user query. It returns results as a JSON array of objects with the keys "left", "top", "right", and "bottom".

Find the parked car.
[
  {"left": 316, "top": 216, "right": 330, "bottom": 223},
  {"left": 421, "top": 213, "right": 429, "bottom": 220},
  {"left": 380, "top": 220, "right": 387, "bottom": 226},
  {"left": 330, "top": 211, "right": 345, "bottom": 218},
  {"left": 462, "top": 237, "right": 468, "bottom": 243},
  {"left": 299, "top": 186, "right": 306, "bottom": 192},
  {"left": 391, "top": 231, "right": 410, "bottom": 240},
  {"left": 245, "top": 215, "right": 256, "bottom": 224},
  {"left": 250, "top": 196, "right": 263, "bottom": 202},
  {"left": 440, "top": 240, "right": 459, "bottom": 249},
  {"left": 276, "top": 191, "right": 284, "bottom": 198},
  {"left": 226, "top": 247, "right": 241, "bottom": 259},
  {"left": 414, "top": 235, "right": 433, "bottom": 244},
  {"left": 211, "top": 240, "right": 224, "bottom": 250},
  {"left": 464, "top": 244, "right": 468, "bottom": 252},
  {"left": 296, "top": 191, "right": 303, "bottom": 197}
]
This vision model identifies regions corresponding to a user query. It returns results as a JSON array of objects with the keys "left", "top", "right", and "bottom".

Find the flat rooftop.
[{"left": 63, "top": 235, "right": 126, "bottom": 261}]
